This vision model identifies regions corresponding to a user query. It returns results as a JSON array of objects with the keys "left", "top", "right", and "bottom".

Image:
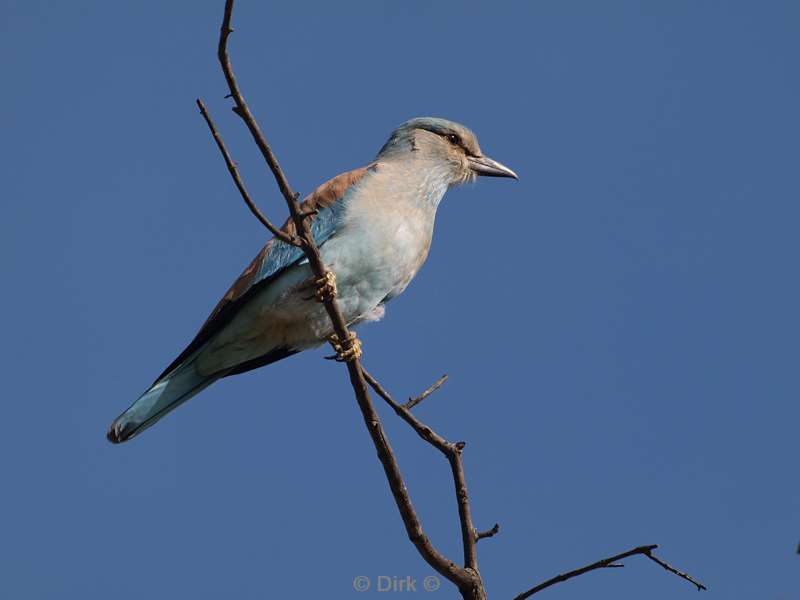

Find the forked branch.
[
  {"left": 208, "top": 1, "right": 485, "bottom": 597},
  {"left": 513, "top": 544, "right": 706, "bottom": 599},
  {"left": 195, "top": 99, "right": 296, "bottom": 245},
  {"left": 362, "top": 369, "right": 495, "bottom": 571},
  {"left": 197, "top": 2, "right": 706, "bottom": 599}
]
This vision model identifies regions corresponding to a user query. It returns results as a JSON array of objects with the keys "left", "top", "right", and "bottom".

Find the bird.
[{"left": 107, "top": 117, "right": 517, "bottom": 444}]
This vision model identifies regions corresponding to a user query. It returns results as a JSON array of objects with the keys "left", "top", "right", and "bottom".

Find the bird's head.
[{"left": 377, "top": 117, "right": 518, "bottom": 186}]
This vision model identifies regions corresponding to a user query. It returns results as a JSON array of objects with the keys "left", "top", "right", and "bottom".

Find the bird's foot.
[
  {"left": 326, "top": 332, "right": 362, "bottom": 362},
  {"left": 314, "top": 270, "right": 337, "bottom": 303},
  {"left": 301, "top": 270, "right": 337, "bottom": 302}
]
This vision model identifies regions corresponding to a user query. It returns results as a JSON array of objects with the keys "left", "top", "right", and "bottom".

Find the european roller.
[{"left": 107, "top": 117, "right": 517, "bottom": 443}]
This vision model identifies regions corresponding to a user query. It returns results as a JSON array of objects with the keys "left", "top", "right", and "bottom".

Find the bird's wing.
[{"left": 155, "top": 164, "right": 374, "bottom": 380}]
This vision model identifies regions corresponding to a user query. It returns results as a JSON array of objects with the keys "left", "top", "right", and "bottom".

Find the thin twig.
[
  {"left": 217, "top": 1, "right": 301, "bottom": 225},
  {"left": 362, "top": 369, "right": 483, "bottom": 572},
  {"left": 513, "top": 544, "right": 706, "bottom": 600},
  {"left": 362, "top": 370, "right": 450, "bottom": 451},
  {"left": 644, "top": 549, "right": 707, "bottom": 591},
  {"left": 476, "top": 523, "right": 500, "bottom": 541},
  {"left": 405, "top": 374, "right": 448, "bottom": 409},
  {"left": 195, "top": 99, "right": 297, "bottom": 245}
]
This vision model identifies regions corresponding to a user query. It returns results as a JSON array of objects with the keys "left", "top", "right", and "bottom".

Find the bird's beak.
[{"left": 468, "top": 155, "right": 519, "bottom": 180}]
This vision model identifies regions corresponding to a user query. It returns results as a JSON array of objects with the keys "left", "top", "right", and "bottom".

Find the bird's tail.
[{"left": 107, "top": 361, "right": 218, "bottom": 444}]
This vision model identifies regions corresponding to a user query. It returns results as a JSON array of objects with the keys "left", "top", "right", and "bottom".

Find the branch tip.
[
  {"left": 195, "top": 96, "right": 295, "bottom": 245},
  {"left": 643, "top": 549, "right": 707, "bottom": 592},
  {"left": 405, "top": 374, "right": 449, "bottom": 410},
  {"left": 476, "top": 523, "right": 500, "bottom": 541},
  {"left": 513, "top": 544, "right": 706, "bottom": 599}
]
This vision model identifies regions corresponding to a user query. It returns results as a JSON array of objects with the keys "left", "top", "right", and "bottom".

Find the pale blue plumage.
[
  {"left": 107, "top": 117, "right": 517, "bottom": 443},
  {"left": 113, "top": 361, "right": 215, "bottom": 439},
  {"left": 254, "top": 199, "right": 348, "bottom": 285}
]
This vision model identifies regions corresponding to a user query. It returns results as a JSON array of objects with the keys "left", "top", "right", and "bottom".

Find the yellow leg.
[
  {"left": 327, "top": 332, "right": 362, "bottom": 362},
  {"left": 314, "top": 270, "right": 337, "bottom": 302}
]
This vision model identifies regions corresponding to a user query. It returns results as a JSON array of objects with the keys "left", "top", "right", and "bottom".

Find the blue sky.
[{"left": 2, "top": 1, "right": 798, "bottom": 598}]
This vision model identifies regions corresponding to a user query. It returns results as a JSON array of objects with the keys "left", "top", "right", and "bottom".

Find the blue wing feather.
[
  {"left": 253, "top": 199, "right": 346, "bottom": 283},
  {"left": 155, "top": 166, "right": 370, "bottom": 381}
]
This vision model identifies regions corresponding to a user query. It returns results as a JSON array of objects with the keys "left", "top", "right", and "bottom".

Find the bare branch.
[
  {"left": 362, "top": 370, "right": 450, "bottom": 451},
  {"left": 405, "top": 374, "right": 448, "bottom": 409},
  {"left": 217, "top": 0, "right": 301, "bottom": 224},
  {"left": 513, "top": 544, "right": 706, "bottom": 600},
  {"left": 195, "top": 99, "right": 298, "bottom": 245},
  {"left": 362, "top": 369, "right": 484, "bottom": 572},
  {"left": 213, "top": 3, "right": 482, "bottom": 596}
]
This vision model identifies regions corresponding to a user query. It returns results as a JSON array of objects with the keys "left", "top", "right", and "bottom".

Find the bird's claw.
[
  {"left": 314, "top": 270, "right": 337, "bottom": 303},
  {"left": 326, "top": 332, "right": 362, "bottom": 362}
]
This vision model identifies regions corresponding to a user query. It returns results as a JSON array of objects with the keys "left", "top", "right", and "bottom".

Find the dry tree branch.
[
  {"left": 513, "top": 544, "right": 707, "bottom": 599},
  {"left": 360, "top": 372, "right": 705, "bottom": 597},
  {"left": 216, "top": 2, "right": 302, "bottom": 227},
  {"left": 197, "top": 2, "right": 706, "bottom": 599},
  {"left": 208, "top": 1, "right": 485, "bottom": 597},
  {"left": 362, "top": 369, "right": 495, "bottom": 571},
  {"left": 195, "top": 99, "right": 296, "bottom": 245}
]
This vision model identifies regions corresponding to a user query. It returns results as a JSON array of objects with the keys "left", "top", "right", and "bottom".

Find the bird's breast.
[{"left": 324, "top": 190, "right": 437, "bottom": 304}]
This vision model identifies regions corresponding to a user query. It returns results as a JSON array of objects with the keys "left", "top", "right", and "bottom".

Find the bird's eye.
[{"left": 447, "top": 133, "right": 460, "bottom": 145}]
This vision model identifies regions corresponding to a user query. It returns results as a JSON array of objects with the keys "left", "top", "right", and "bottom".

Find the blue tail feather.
[{"left": 107, "top": 362, "right": 217, "bottom": 444}]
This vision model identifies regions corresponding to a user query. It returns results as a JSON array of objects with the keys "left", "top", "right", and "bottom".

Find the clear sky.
[{"left": 2, "top": 1, "right": 798, "bottom": 598}]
